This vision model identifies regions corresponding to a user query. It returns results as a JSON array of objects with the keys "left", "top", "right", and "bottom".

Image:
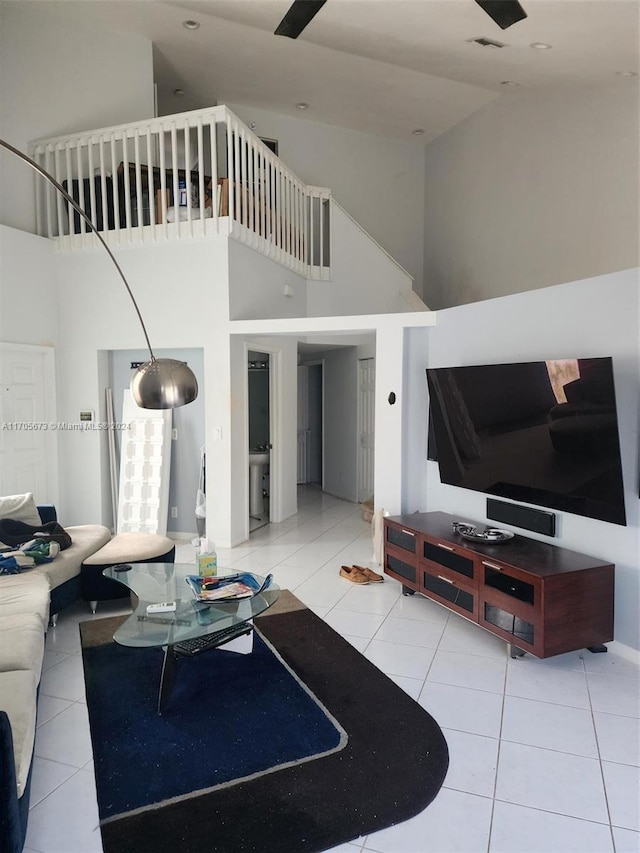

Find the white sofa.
[{"left": 0, "top": 501, "right": 110, "bottom": 853}]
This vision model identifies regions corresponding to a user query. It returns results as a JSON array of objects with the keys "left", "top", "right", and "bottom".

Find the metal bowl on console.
[{"left": 452, "top": 522, "right": 514, "bottom": 544}]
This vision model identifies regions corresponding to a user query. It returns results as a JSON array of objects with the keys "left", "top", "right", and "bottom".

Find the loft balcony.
[
  {"left": 29, "top": 105, "right": 427, "bottom": 316},
  {"left": 30, "top": 105, "right": 331, "bottom": 280}
]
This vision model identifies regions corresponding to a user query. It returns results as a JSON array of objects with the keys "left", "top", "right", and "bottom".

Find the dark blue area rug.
[
  {"left": 81, "top": 629, "right": 345, "bottom": 820},
  {"left": 81, "top": 592, "right": 449, "bottom": 853}
]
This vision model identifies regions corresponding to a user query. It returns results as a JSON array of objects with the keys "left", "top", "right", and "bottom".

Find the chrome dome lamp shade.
[
  {"left": 131, "top": 357, "right": 198, "bottom": 408},
  {"left": 0, "top": 137, "right": 198, "bottom": 410},
  {"left": 131, "top": 357, "right": 198, "bottom": 409}
]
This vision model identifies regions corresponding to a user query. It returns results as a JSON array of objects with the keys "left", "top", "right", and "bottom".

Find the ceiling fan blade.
[
  {"left": 274, "top": 0, "right": 327, "bottom": 39},
  {"left": 474, "top": 0, "right": 527, "bottom": 29}
]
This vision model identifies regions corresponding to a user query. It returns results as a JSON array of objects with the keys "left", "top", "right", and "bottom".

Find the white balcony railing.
[{"left": 29, "top": 106, "right": 331, "bottom": 278}]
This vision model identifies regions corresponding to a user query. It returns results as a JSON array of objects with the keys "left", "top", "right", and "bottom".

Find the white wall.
[
  {"left": 374, "top": 324, "right": 406, "bottom": 516},
  {"left": 48, "top": 235, "right": 303, "bottom": 548},
  {"left": 52, "top": 239, "right": 231, "bottom": 535},
  {"left": 271, "top": 338, "right": 300, "bottom": 524},
  {"left": 0, "top": 226, "right": 61, "bottom": 508},
  {"left": 321, "top": 348, "right": 359, "bottom": 502},
  {"left": 307, "top": 202, "right": 418, "bottom": 317},
  {"left": 0, "top": 2, "right": 155, "bottom": 233},
  {"left": 422, "top": 83, "right": 640, "bottom": 309},
  {"left": 0, "top": 226, "right": 58, "bottom": 346},
  {"left": 228, "top": 240, "right": 308, "bottom": 320},
  {"left": 0, "top": 213, "right": 427, "bottom": 544},
  {"left": 401, "top": 268, "right": 640, "bottom": 652},
  {"left": 228, "top": 201, "right": 420, "bottom": 321},
  {"left": 402, "top": 326, "right": 429, "bottom": 514},
  {"left": 228, "top": 103, "right": 426, "bottom": 298}
]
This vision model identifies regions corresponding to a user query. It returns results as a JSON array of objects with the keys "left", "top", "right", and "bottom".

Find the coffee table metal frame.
[{"left": 103, "top": 562, "right": 280, "bottom": 713}]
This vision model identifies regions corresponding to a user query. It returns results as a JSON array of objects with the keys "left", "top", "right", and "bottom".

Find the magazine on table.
[{"left": 185, "top": 572, "right": 273, "bottom": 602}]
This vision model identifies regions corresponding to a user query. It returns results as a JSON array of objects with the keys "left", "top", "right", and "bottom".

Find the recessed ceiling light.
[
  {"left": 183, "top": 19, "right": 200, "bottom": 30},
  {"left": 295, "top": 102, "right": 309, "bottom": 110},
  {"left": 412, "top": 129, "right": 425, "bottom": 136},
  {"left": 530, "top": 42, "right": 552, "bottom": 49},
  {"left": 173, "top": 88, "right": 185, "bottom": 97},
  {"left": 615, "top": 70, "right": 638, "bottom": 77}
]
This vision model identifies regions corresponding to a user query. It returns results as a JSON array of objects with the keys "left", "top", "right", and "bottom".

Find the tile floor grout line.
[
  {"left": 585, "top": 655, "right": 619, "bottom": 848},
  {"left": 28, "top": 764, "right": 86, "bottom": 812},
  {"left": 35, "top": 701, "right": 74, "bottom": 728},
  {"left": 485, "top": 643, "right": 511, "bottom": 853},
  {"left": 489, "top": 794, "right": 615, "bottom": 827},
  {"left": 27, "top": 489, "right": 640, "bottom": 852}
]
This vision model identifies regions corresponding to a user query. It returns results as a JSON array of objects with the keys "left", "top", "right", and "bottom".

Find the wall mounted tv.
[{"left": 426, "top": 358, "right": 627, "bottom": 526}]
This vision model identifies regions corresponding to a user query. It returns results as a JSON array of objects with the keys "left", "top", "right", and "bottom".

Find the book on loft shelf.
[{"left": 185, "top": 575, "right": 254, "bottom": 601}]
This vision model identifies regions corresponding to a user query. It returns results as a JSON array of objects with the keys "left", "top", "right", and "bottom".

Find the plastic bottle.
[{"left": 197, "top": 537, "right": 217, "bottom": 577}]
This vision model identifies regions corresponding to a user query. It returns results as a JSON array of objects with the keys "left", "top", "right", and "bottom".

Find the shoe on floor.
[
  {"left": 339, "top": 565, "right": 369, "bottom": 584},
  {"left": 353, "top": 565, "right": 384, "bottom": 583}
]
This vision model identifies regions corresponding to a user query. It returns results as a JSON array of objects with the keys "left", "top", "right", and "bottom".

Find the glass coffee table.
[{"left": 103, "top": 562, "right": 280, "bottom": 713}]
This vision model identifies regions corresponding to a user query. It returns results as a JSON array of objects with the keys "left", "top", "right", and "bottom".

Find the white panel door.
[
  {"left": 0, "top": 344, "right": 57, "bottom": 501},
  {"left": 117, "top": 390, "right": 172, "bottom": 535},
  {"left": 357, "top": 358, "right": 375, "bottom": 502}
]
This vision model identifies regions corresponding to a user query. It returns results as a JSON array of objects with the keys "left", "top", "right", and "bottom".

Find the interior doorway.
[
  {"left": 297, "top": 361, "right": 323, "bottom": 488},
  {"left": 248, "top": 350, "right": 271, "bottom": 533},
  {"left": 308, "top": 363, "right": 323, "bottom": 486}
]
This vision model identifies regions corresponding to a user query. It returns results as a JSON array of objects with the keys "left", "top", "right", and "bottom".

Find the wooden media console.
[{"left": 383, "top": 512, "right": 614, "bottom": 658}]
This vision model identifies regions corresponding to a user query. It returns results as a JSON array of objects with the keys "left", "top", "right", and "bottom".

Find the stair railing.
[{"left": 29, "top": 105, "right": 332, "bottom": 278}]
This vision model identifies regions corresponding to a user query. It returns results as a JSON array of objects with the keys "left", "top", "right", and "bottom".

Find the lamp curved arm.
[
  {"left": 0, "top": 137, "right": 155, "bottom": 360},
  {"left": 1, "top": 136, "right": 198, "bottom": 408}
]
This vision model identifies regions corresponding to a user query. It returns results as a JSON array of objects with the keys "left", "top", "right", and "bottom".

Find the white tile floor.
[{"left": 26, "top": 487, "right": 640, "bottom": 853}]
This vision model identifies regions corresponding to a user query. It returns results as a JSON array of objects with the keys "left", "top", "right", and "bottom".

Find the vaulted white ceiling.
[{"left": 19, "top": 0, "right": 640, "bottom": 141}]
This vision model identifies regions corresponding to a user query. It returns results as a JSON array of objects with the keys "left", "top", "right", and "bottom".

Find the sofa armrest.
[
  {"left": 0, "top": 710, "right": 23, "bottom": 853},
  {"left": 37, "top": 505, "right": 57, "bottom": 525}
]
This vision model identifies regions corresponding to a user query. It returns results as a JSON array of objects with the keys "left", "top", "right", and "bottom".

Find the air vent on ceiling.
[{"left": 468, "top": 36, "right": 506, "bottom": 48}]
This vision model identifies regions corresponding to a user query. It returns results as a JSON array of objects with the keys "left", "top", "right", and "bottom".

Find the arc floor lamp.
[{"left": 0, "top": 137, "right": 198, "bottom": 409}]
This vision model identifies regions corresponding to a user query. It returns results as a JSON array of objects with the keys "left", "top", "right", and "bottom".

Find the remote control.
[{"left": 146, "top": 601, "right": 176, "bottom": 613}]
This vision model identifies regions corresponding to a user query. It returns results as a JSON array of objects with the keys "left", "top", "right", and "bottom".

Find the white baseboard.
[
  {"left": 607, "top": 640, "right": 640, "bottom": 667},
  {"left": 168, "top": 531, "right": 197, "bottom": 542}
]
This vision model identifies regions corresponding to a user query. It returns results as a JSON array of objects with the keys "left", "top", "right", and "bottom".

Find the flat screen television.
[{"left": 426, "top": 357, "right": 627, "bottom": 526}]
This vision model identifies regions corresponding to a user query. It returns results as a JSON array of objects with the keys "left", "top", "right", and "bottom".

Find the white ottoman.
[{"left": 81, "top": 532, "right": 175, "bottom": 613}]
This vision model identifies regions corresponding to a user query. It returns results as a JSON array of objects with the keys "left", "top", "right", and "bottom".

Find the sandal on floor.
[
  {"left": 339, "top": 565, "right": 369, "bottom": 584},
  {"left": 353, "top": 565, "right": 384, "bottom": 583}
]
